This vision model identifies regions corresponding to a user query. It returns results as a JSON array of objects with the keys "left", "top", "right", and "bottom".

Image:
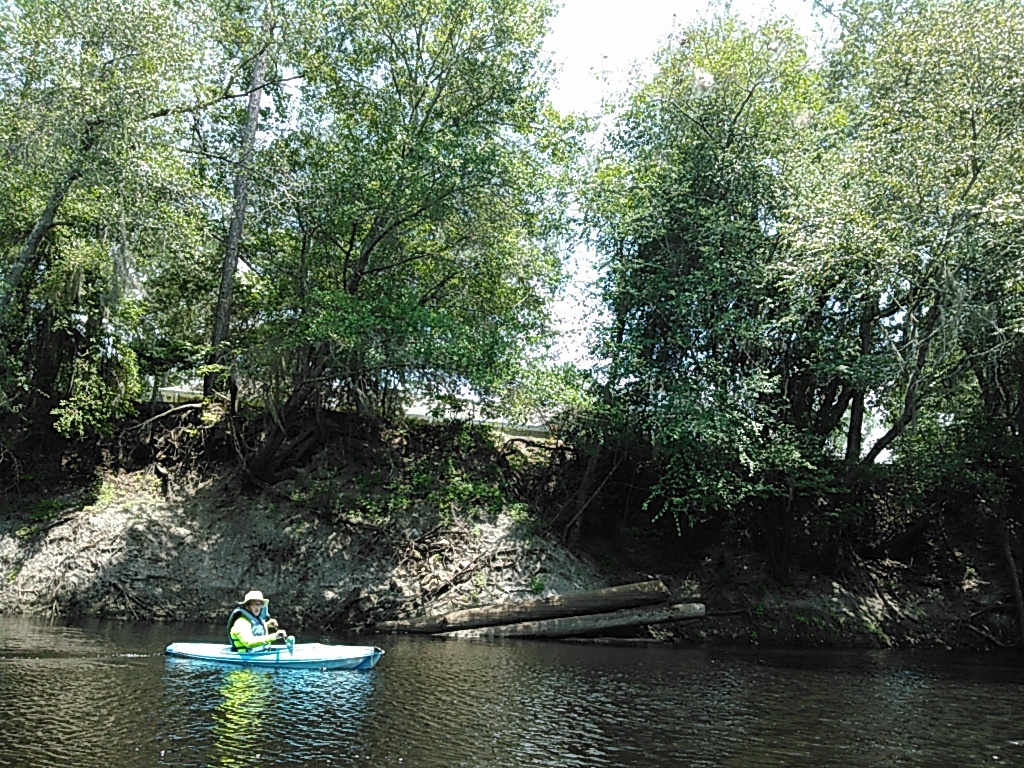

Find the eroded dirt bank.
[
  {"left": 1, "top": 469, "right": 1016, "bottom": 651},
  {"left": 0, "top": 470, "right": 602, "bottom": 631},
  {"left": 0, "top": 418, "right": 1020, "bottom": 650}
]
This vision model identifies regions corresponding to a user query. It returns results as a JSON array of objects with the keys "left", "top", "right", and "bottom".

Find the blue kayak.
[{"left": 165, "top": 642, "right": 384, "bottom": 670}]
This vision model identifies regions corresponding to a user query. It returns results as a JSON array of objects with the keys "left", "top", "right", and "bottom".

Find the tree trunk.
[
  {"left": 565, "top": 448, "right": 602, "bottom": 546},
  {"left": 441, "top": 602, "right": 705, "bottom": 639},
  {"left": 862, "top": 303, "right": 940, "bottom": 464},
  {"left": 374, "top": 579, "right": 672, "bottom": 634},
  {"left": 845, "top": 389, "right": 864, "bottom": 463},
  {"left": 245, "top": 349, "right": 328, "bottom": 484},
  {"left": 1, "top": 166, "right": 82, "bottom": 317},
  {"left": 844, "top": 306, "right": 875, "bottom": 462},
  {"left": 205, "top": 12, "right": 272, "bottom": 397},
  {"left": 1002, "top": 523, "right": 1024, "bottom": 650}
]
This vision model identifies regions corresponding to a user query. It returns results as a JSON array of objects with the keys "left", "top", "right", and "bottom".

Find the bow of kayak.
[{"left": 165, "top": 642, "right": 384, "bottom": 670}]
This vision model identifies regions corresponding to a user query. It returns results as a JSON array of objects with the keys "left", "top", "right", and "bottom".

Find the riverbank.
[
  {"left": 0, "top": 468, "right": 603, "bottom": 631},
  {"left": 0, "top": 418, "right": 1018, "bottom": 651}
]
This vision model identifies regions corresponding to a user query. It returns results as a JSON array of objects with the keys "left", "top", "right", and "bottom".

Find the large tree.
[
  {"left": 0, "top": 0, "right": 225, "bottom": 439},
  {"left": 581, "top": 0, "right": 1024, "bottom": 575},
  {"left": 229, "top": 0, "right": 578, "bottom": 481},
  {"left": 0, "top": 0, "right": 576, "bottom": 475},
  {"left": 583, "top": 14, "right": 819, "bottom": 562},
  {"left": 788, "top": 0, "right": 1024, "bottom": 465}
]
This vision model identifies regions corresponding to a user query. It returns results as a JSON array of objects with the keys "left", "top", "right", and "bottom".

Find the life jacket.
[{"left": 226, "top": 606, "right": 268, "bottom": 650}]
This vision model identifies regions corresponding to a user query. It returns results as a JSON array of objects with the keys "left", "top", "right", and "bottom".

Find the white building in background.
[
  {"left": 155, "top": 386, "right": 203, "bottom": 404},
  {"left": 403, "top": 400, "right": 551, "bottom": 438},
  {"left": 151, "top": 387, "right": 550, "bottom": 437}
]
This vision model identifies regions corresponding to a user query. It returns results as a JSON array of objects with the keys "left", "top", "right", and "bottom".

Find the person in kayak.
[{"left": 227, "top": 590, "right": 287, "bottom": 651}]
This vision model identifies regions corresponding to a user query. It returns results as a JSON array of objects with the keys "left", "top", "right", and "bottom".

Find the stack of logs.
[{"left": 373, "top": 579, "right": 704, "bottom": 639}]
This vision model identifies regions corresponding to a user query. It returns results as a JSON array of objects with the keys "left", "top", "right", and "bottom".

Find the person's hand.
[
  {"left": 276, "top": 629, "right": 287, "bottom": 640},
  {"left": 265, "top": 618, "right": 279, "bottom": 632}
]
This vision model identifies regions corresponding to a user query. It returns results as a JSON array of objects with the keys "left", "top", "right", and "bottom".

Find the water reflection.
[
  {"left": 159, "top": 656, "right": 377, "bottom": 767},
  {"left": 212, "top": 669, "right": 275, "bottom": 767}
]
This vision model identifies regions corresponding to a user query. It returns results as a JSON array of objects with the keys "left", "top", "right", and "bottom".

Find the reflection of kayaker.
[
  {"left": 226, "top": 590, "right": 288, "bottom": 651},
  {"left": 213, "top": 667, "right": 273, "bottom": 766}
]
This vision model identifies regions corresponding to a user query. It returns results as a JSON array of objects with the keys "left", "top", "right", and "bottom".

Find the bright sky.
[
  {"left": 542, "top": 0, "right": 830, "bottom": 363},
  {"left": 545, "top": 0, "right": 829, "bottom": 114}
]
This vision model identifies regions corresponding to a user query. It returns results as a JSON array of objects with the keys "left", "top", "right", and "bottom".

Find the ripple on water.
[
  {"left": 5, "top": 620, "right": 1024, "bottom": 768},
  {"left": 0, "top": 656, "right": 166, "bottom": 768}
]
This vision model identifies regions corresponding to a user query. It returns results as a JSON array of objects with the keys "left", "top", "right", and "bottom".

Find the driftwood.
[
  {"left": 373, "top": 579, "right": 672, "bottom": 634},
  {"left": 440, "top": 602, "right": 706, "bottom": 639}
]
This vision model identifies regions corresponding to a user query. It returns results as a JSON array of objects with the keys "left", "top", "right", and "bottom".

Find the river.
[{"left": 1, "top": 616, "right": 1023, "bottom": 767}]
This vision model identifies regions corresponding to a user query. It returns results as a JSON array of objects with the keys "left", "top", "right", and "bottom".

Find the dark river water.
[{"left": 1, "top": 616, "right": 1024, "bottom": 767}]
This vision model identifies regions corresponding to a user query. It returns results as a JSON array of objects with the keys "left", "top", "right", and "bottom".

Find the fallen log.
[
  {"left": 440, "top": 602, "right": 706, "bottom": 639},
  {"left": 373, "top": 579, "right": 672, "bottom": 634}
]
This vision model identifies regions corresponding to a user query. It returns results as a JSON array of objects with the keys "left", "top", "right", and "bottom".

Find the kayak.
[{"left": 165, "top": 642, "right": 384, "bottom": 670}]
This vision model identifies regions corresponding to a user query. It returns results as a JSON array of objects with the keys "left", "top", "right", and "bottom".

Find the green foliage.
[
  {"left": 572, "top": 0, "right": 1024, "bottom": 572},
  {"left": 52, "top": 346, "right": 143, "bottom": 438},
  {"left": 0, "top": 0, "right": 576, "bottom": 472},
  {"left": 786, "top": 0, "right": 1024, "bottom": 461},
  {"left": 0, "top": 0, "right": 222, "bottom": 435},
  {"left": 508, "top": 502, "right": 532, "bottom": 526},
  {"left": 232, "top": 0, "right": 576, "bottom": 418},
  {"left": 9, "top": 0, "right": 1024, "bottom": 584},
  {"left": 398, "top": 451, "right": 507, "bottom": 523},
  {"left": 585, "top": 12, "right": 821, "bottom": 533},
  {"left": 14, "top": 497, "right": 65, "bottom": 538},
  {"left": 89, "top": 476, "right": 120, "bottom": 507}
]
